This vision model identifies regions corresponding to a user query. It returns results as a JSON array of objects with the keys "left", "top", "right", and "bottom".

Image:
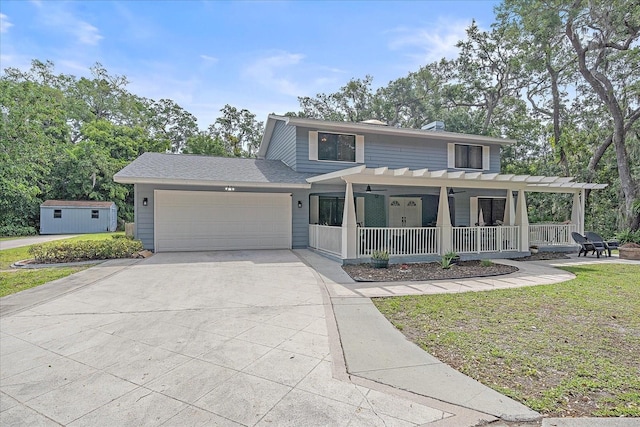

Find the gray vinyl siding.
[
  {"left": 40, "top": 206, "right": 116, "bottom": 234},
  {"left": 293, "top": 126, "right": 501, "bottom": 174},
  {"left": 265, "top": 120, "right": 297, "bottom": 168},
  {"left": 134, "top": 184, "right": 310, "bottom": 251}
]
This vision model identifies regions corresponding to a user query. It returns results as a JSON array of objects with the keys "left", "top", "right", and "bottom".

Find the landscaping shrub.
[
  {"left": 0, "top": 225, "right": 37, "bottom": 237},
  {"left": 616, "top": 229, "right": 640, "bottom": 245},
  {"left": 29, "top": 239, "right": 143, "bottom": 263},
  {"left": 111, "top": 234, "right": 134, "bottom": 240}
]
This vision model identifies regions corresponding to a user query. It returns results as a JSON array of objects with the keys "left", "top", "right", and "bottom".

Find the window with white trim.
[
  {"left": 319, "top": 132, "right": 355, "bottom": 162},
  {"left": 309, "top": 131, "right": 364, "bottom": 163},
  {"left": 448, "top": 143, "right": 490, "bottom": 170}
]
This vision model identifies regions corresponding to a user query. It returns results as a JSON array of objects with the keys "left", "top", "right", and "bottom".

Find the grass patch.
[
  {"left": 373, "top": 264, "right": 640, "bottom": 417},
  {"left": 0, "top": 232, "right": 125, "bottom": 297},
  {"left": 0, "top": 267, "right": 88, "bottom": 297}
]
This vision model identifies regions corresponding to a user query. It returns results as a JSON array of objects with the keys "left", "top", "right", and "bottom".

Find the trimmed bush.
[
  {"left": 0, "top": 225, "right": 37, "bottom": 237},
  {"left": 29, "top": 239, "right": 143, "bottom": 263}
]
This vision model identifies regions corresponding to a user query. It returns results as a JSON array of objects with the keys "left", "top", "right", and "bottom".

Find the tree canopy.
[{"left": 1, "top": 0, "right": 638, "bottom": 235}]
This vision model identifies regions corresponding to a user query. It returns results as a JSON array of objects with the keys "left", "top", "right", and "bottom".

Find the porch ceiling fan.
[
  {"left": 448, "top": 188, "right": 466, "bottom": 195},
  {"left": 365, "top": 185, "right": 387, "bottom": 193}
]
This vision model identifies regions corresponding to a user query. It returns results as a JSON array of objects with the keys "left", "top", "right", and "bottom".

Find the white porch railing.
[
  {"left": 357, "top": 227, "right": 440, "bottom": 257},
  {"left": 309, "top": 224, "right": 342, "bottom": 256},
  {"left": 453, "top": 226, "right": 520, "bottom": 254},
  {"left": 529, "top": 223, "right": 577, "bottom": 246}
]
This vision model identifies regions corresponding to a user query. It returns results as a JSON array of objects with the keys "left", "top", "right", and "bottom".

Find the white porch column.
[
  {"left": 436, "top": 186, "right": 452, "bottom": 254},
  {"left": 514, "top": 189, "right": 529, "bottom": 251},
  {"left": 503, "top": 189, "right": 515, "bottom": 226},
  {"left": 580, "top": 189, "right": 585, "bottom": 234},
  {"left": 341, "top": 181, "right": 358, "bottom": 259},
  {"left": 571, "top": 191, "right": 582, "bottom": 234}
]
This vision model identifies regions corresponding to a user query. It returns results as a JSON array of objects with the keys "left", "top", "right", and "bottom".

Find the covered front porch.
[{"left": 306, "top": 165, "right": 605, "bottom": 262}]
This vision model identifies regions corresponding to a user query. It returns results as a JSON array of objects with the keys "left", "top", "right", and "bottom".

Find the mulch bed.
[
  {"left": 512, "top": 252, "right": 571, "bottom": 261},
  {"left": 342, "top": 260, "right": 519, "bottom": 282}
]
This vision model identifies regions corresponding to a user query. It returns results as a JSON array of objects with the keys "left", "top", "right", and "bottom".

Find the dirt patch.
[{"left": 342, "top": 260, "right": 519, "bottom": 282}]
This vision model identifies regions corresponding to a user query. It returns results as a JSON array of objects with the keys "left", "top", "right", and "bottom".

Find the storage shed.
[{"left": 40, "top": 200, "right": 118, "bottom": 234}]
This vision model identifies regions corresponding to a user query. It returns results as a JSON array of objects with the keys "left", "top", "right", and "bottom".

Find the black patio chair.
[
  {"left": 571, "top": 232, "right": 604, "bottom": 258},
  {"left": 585, "top": 231, "right": 619, "bottom": 257}
]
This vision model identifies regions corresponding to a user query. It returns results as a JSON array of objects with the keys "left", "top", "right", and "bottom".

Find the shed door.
[{"left": 154, "top": 190, "right": 291, "bottom": 252}]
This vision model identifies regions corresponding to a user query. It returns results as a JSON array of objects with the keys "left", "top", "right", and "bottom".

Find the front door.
[{"left": 389, "top": 197, "right": 422, "bottom": 227}]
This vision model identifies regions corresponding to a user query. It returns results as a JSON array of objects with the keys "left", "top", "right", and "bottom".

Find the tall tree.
[
  {"left": 298, "top": 76, "right": 376, "bottom": 122},
  {"left": 146, "top": 98, "right": 198, "bottom": 153},
  {"left": 447, "top": 21, "right": 526, "bottom": 135},
  {"left": 183, "top": 131, "right": 229, "bottom": 156},
  {"left": 499, "top": 0, "right": 640, "bottom": 229},
  {"left": 208, "top": 105, "right": 264, "bottom": 157}
]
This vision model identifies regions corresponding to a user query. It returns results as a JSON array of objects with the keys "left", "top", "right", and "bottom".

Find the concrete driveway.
[{"left": 0, "top": 250, "right": 466, "bottom": 426}]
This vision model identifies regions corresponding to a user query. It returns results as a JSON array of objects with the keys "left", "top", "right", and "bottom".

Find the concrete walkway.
[
  {"left": 0, "top": 235, "right": 79, "bottom": 251},
  {"left": 296, "top": 250, "right": 640, "bottom": 426}
]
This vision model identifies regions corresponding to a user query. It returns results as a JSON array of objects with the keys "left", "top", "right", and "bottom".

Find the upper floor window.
[
  {"left": 318, "top": 132, "right": 355, "bottom": 162},
  {"left": 309, "top": 131, "right": 365, "bottom": 163},
  {"left": 448, "top": 143, "right": 490, "bottom": 170}
]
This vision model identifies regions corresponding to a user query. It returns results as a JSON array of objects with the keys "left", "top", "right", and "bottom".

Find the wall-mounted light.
[
  {"left": 225, "top": 186, "right": 235, "bottom": 191},
  {"left": 142, "top": 197, "right": 148, "bottom": 206},
  {"left": 298, "top": 201, "right": 303, "bottom": 208},
  {"left": 366, "top": 185, "right": 372, "bottom": 193}
]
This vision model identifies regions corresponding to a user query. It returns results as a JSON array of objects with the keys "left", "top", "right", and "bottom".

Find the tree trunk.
[{"left": 566, "top": 21, "right": 639, "bottom": 230}]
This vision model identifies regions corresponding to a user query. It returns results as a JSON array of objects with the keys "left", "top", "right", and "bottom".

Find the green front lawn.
[
  {"left": 0, "top": 232, "right": 123, "bottom": 297},
  {"left": 373, "top": 263, "right": 640, "bottom": 417},
  {"left": 0, "top": 267, "right": 88, "bottom": 297}
]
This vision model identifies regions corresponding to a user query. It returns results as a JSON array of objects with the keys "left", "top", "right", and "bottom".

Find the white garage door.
[{"left": 154, "top": 190, "right": 291, "bottom": 252}]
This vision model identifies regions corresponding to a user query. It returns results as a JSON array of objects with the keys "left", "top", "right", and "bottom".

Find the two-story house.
[{"left": 114, "top": 115, "right": 606, "bottom": 262}]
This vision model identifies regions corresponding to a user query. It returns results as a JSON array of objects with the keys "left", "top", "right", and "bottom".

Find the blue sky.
[{"left": 0, "top": 0, "right": 498, "bottom": 127}]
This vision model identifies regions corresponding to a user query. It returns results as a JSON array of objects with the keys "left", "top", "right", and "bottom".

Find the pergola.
[{"left": 307, "top": 165, "right": 607, "bottom": 260}]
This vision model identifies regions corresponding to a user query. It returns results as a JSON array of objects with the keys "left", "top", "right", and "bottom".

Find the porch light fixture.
[
  {"left": 142, "top": 197, "right": 148, "bottom": 206},
  {"left": 224, "top": 186, "right": 235, "bottom": 191},
  {"left": 298, "top": 201, "right": 302, "bottom": 208},
  {"left": 366, "top": 185, "right": 372, "bottom": 193}
]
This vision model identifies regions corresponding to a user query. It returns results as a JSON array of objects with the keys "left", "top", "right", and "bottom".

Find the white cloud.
[
  {"left": 243, "top": 51, "right": 305, "bottom": 97},
  {"left": 31, "top": 2, "right": 103, "bottom": 45},
  {"left": 0, "top": 14, "right": 13, "bottom": 33},
  {"left": 200, "top": 54, "right": 218, "bottom": 63},
  {"left": 387, "top": 18, "right": 471, "bottom": 63},
  {"left": 73, "top": 21, "right": 103, "bottom": 45}
]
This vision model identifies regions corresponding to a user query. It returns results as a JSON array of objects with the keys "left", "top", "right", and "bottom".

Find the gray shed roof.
[
  {"left": 114, "top": 152, "right": 312, "bottom": 188},
  {"left": 41, "top": 200, "right": 115, "bottom": 208}
]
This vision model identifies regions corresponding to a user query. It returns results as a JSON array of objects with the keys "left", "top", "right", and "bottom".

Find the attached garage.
[{"left": 154, "top": 190, "right": 292, "bottom": 252}]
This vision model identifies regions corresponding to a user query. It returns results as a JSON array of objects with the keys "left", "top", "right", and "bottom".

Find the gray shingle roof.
[{"left": 114, "top": 152, "right": 312, "bottom": 186}]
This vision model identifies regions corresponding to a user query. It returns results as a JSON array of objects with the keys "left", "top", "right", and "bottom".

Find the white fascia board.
[
  {"left": 305, "top": 165, "right": 366, "bottom": 183},
  {"left": 257, "top": 116, "right": 279, "bottom": 158},
  {"left": 113, "top": 176, "right": 311, "bottom": 189}
]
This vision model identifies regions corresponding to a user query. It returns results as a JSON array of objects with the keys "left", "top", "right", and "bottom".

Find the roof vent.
[
  {"left": 360, "top": 119, "right": 388, "bottom": 126},
  {"left": 421, "top": 121, "right": 445, "bottom": 131}
]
